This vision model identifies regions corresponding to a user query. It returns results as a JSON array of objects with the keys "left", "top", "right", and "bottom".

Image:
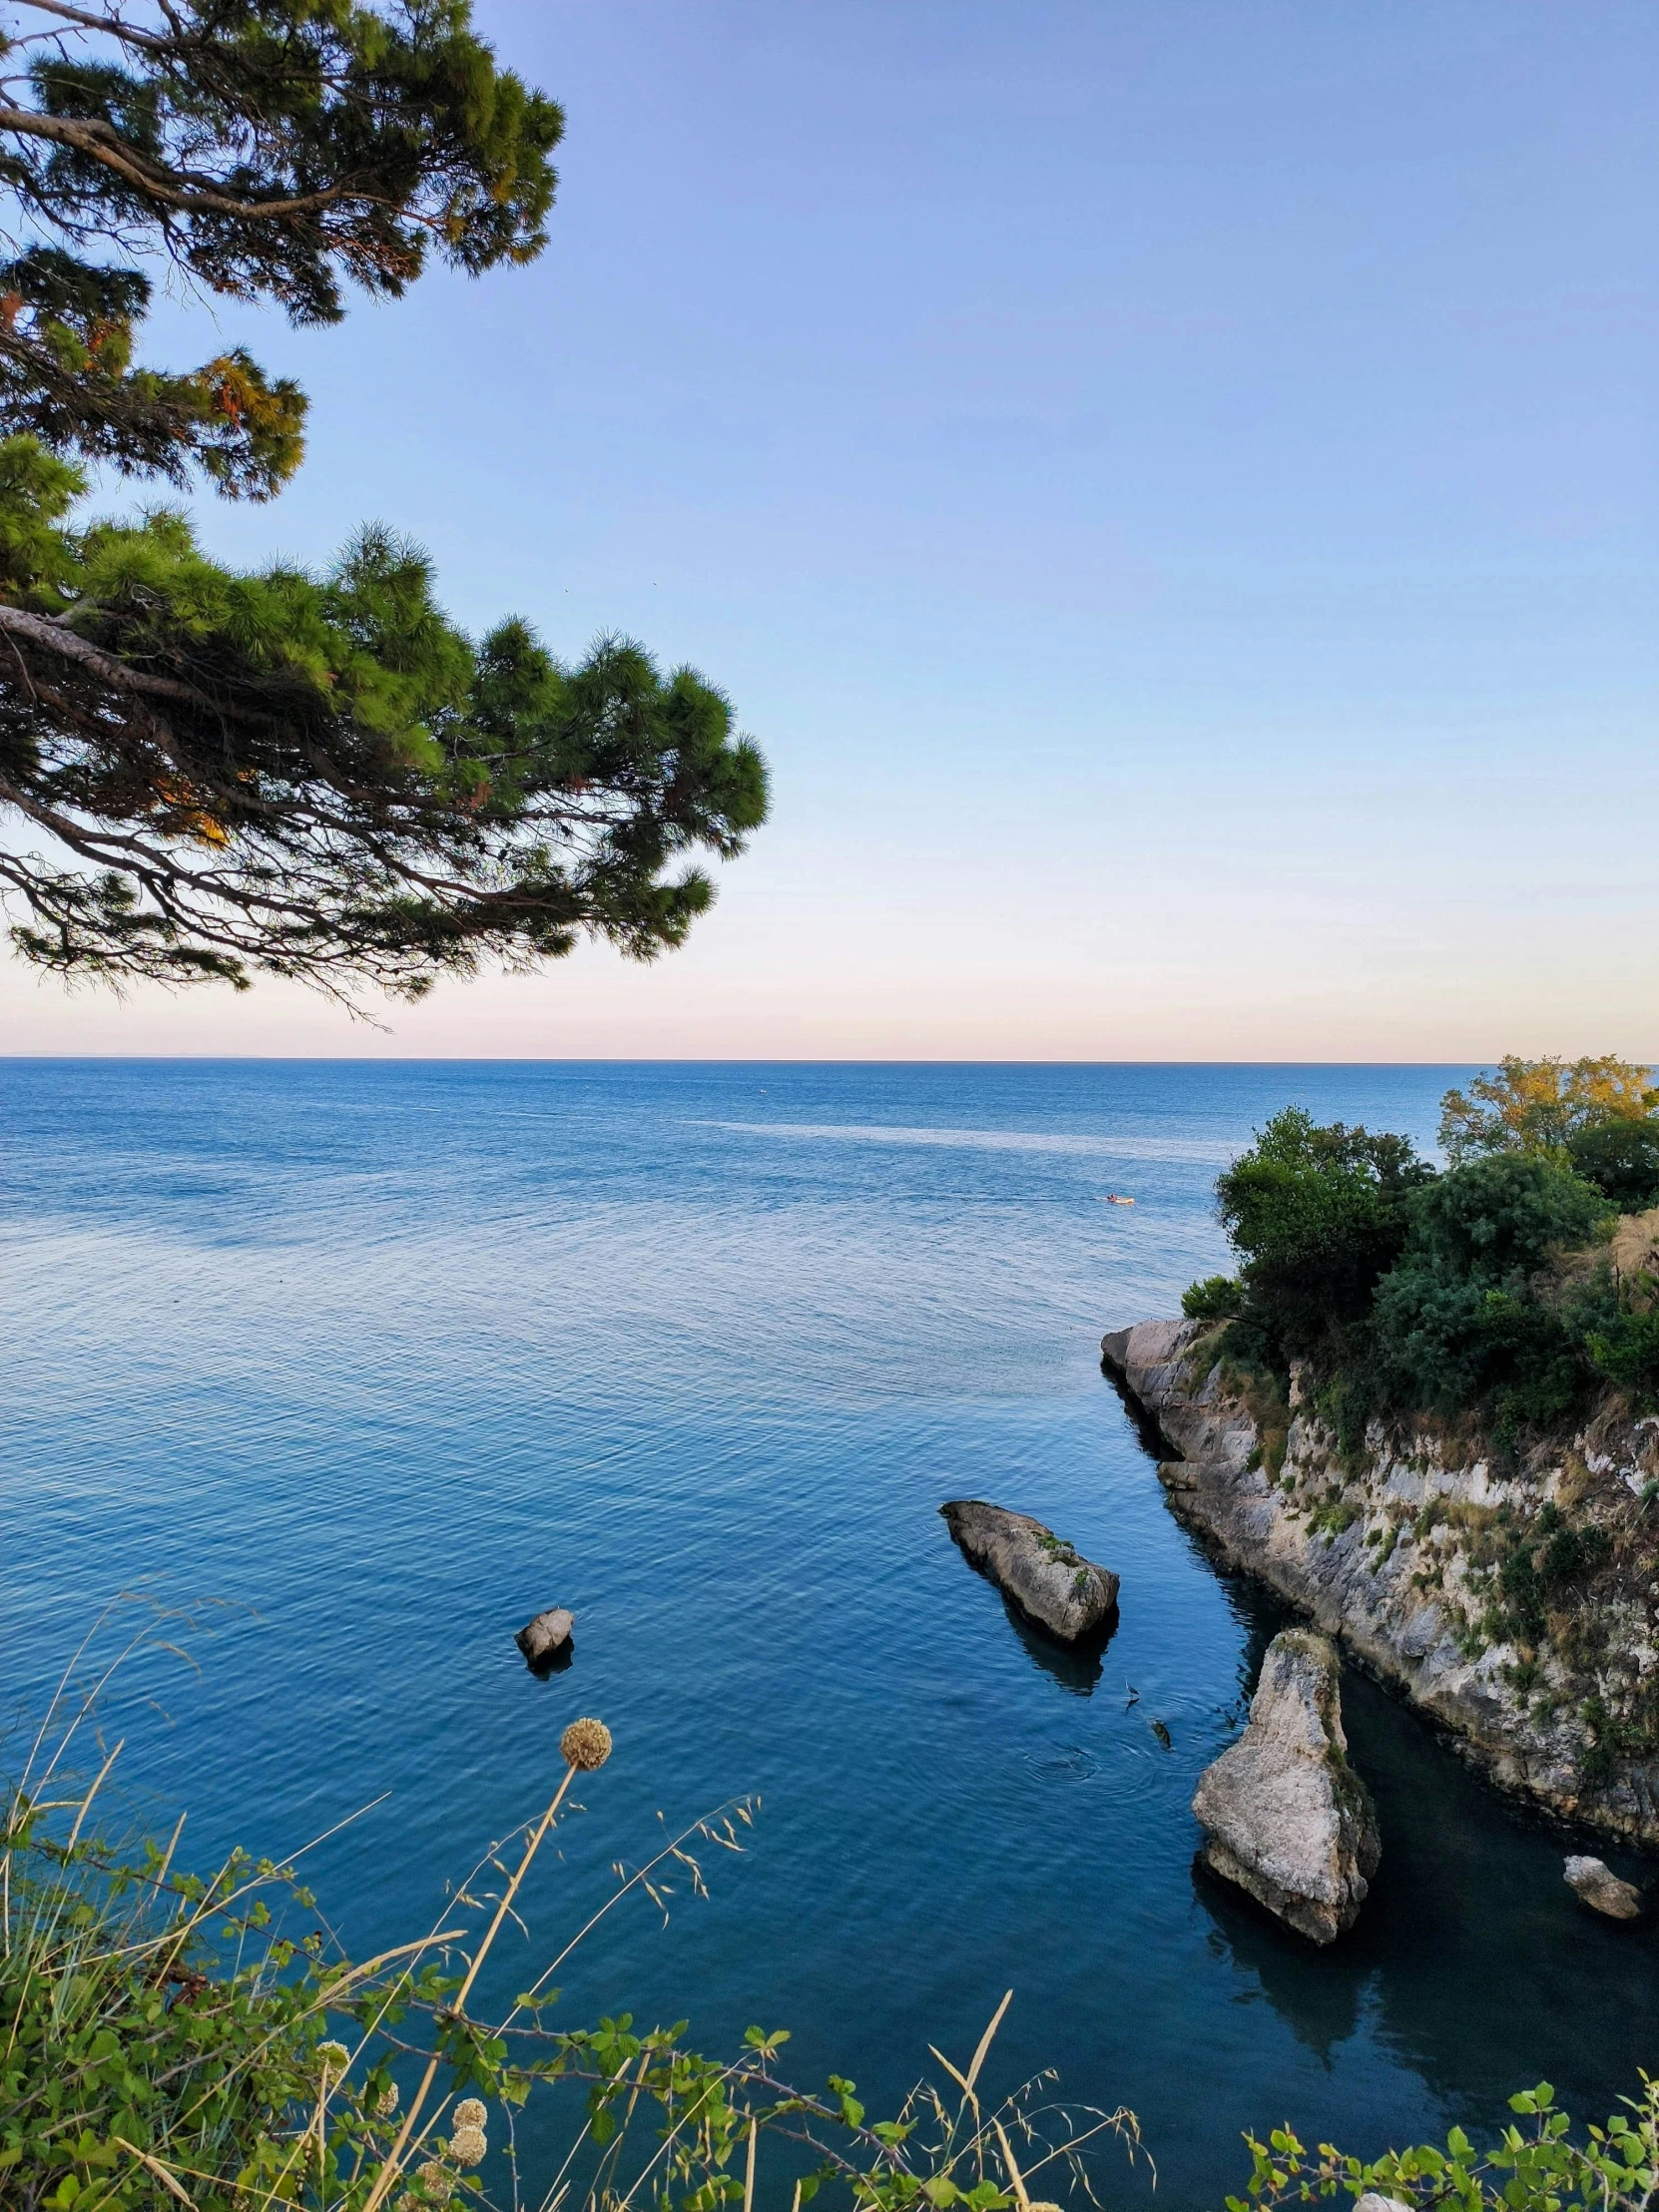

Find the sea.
[{"left": 3, "top": 1060, "right": 1653, "bottom": 2208}]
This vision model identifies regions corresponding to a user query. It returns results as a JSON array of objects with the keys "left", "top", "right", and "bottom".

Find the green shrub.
[
  {"left": 1588, "top": 1290, "right": 1659, "bottom": 1406},
  {"left": 1213, "top": 1109, "right": 1432, "bottom": 1367},
  {"left": 1228, "top": 2078, "right": 1659, "bottom": 2212},
  {"left": 1568, "top": 1118, "right": 1659, "bottom": 1210},
  {"left": 1489, "top": 1503, "right": 1614, "bottom": 1645},
  {"left": 1182, "top": 1274, "right": 1243, "bottom": 1323},
  {"left": 1189, "top": 1078, "right": 1659, "bottom": 1450},
  {"left": 1439, "top": 1055, "right": 1657, "bottom": 1165},
  {"left": 1371, "top": 1157, "right": 1612, "bottom": 1426},
  {"left": 1394, "top": 1154, "right": 1610, "bottom": 1283}
]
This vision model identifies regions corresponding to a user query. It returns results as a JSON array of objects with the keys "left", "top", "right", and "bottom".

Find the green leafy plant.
[
  {"left": 1587, "top": 1287, "right": 1659, "bottom": 1407},
  {"left": 1568, "top": 1119, "right": 1659, "bottom": 1211},
  {"left": 1201, "top": 1109, "right": 1432, "bottom": 1370},
  {"left": 1182, "top": 1276, "right": 1243, "bottom": 1324},
  {"left": 1439, "top": 1057, "right": 1658, "bottom": 1167},
  {"left": 1225, "top": 2079, "right": 1659, "bottom": 2212}
]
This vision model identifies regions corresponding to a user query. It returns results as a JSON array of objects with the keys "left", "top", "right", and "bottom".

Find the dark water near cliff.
[{"left": 3, "top": 1060, "right": 1654, "bottom": 2207}]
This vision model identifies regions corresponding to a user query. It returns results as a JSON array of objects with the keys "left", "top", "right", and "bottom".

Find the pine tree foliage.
[{"left": 0, "top": 1, "right": 768, "bottom": 997}]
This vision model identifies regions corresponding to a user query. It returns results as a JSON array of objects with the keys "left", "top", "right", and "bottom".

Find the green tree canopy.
[
  {"left": 1567, "top": 1116, "right": 1659, "bottom": 1211},
  {"left": 1372, "top": 1153, "right": 1612, "bottom": 1424},
  {"left": 0, "top": 0, "right": 768, "bottom": 998},
  {"left": 1213, "top": 1107, "right": 1433, "bottom": 1362}
]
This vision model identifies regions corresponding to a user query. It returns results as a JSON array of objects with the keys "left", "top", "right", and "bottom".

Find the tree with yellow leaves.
[{"left": 1439, "top": 1056, "right": 1658, "bottom": 1166}]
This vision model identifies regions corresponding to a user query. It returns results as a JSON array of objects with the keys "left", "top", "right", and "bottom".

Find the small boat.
[{"left": 1102, "top": 1192, "right": 1136, "bottom": 1206}]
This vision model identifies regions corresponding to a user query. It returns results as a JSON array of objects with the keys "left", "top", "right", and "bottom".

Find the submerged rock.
[
  {"left": 1564, "top": 1855, "right": 1643, "bottom": 1920},
  {"left": 515, "top": 1606, "right": 574, "bottom": 1668},
  {"left": 939, "top": 1500, "right": 1119, "bottom": 1643},
  {"left": 1192, "top": 1629, "right": 1380, "bottom": 1944}
]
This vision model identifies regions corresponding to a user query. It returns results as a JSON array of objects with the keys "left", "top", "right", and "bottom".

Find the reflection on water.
[
  {"left": 997, "top": 1588, "right": 1112, "bottom": 1695},
  {"left": 1197, "top": 1862, "right": 1368, "bottom": 2065},
  {"left": 3, "top": 1058, "right": 1655, "bottom": 2211},
  {"left": 1188, "top": 1582, "right": 1659, "bottom": 2119}
]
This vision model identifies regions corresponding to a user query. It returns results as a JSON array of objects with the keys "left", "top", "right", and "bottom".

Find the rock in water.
[
  {"left": 1564, "top": 1855, "right": 1643, "bottom": 1920},
  {"left": 1192, "top": 1629, "right": 1380, "bottom": 1944},
  {"left": 515, "top": 1607, "right": 574, "bottom": 1667},
  {"left": 939, "top": 1500, "right": 1119, "bottom": 1642}
]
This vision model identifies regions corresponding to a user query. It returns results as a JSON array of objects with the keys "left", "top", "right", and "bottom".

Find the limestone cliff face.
[{"left": 1101, "top": 1318, "right": 1659, "bottom": 1845}]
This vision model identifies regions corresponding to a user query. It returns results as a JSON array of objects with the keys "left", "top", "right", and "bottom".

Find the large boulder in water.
[
  {"left": 939, "top": 1500, "right": 1119, "bottom": 1642},
  {"left": 516, "top": 1606, "right": 574, "bottom": 1668},
  {"left": 1564, "top": 1855, "right": 1643, "bottom": 1920},
  {"left": 1192, "top": 1629, "right": 1380, "bottom": 1944}
]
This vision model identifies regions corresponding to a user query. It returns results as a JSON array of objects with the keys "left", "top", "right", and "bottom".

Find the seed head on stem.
[
  {"left": 361, "top": 1720, "right": 615, "bottom": 2212},
  {"left": 560, "top": 1718, "right": 612, "bottom": 1770}
]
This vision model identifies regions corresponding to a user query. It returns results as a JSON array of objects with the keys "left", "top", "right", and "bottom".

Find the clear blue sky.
[{"left": 4, "top": 1, "right": 1655, "bottom": 1056}]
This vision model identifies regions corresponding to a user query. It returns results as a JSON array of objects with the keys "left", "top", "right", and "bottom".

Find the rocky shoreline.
[{"left": 1102, "top": 1318, "right": 1659, "bottom": 1848}]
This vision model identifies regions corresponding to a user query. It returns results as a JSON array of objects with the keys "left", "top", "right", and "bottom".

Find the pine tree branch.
[
  {"left": 13, "top": 0, "right": 176, "bottom": 58},
  {"left": 0, "top": 600, "right": 211, "bottom": 707},
  {"left": 0, "top": 107, "right": 371, "bottom": 223}
]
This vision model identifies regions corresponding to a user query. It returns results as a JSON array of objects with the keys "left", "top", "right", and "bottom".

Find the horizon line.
[{"left": 0, "top": 1053, "right": 1556, "bottom": 1069}]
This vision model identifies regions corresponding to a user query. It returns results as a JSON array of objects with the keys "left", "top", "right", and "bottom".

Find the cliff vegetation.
[{"left": 1172, "top": 1056, "right": 1659, "bottom": 1821}]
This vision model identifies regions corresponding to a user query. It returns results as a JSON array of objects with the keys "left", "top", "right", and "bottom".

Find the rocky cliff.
[{"left": 1101, "top": 1318, "right": 1659, "bottom": 1845}]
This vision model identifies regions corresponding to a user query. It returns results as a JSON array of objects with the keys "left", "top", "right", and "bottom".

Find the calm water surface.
[{"left": 3, "top": 1061, "right": 1654, "bottom": 2207}]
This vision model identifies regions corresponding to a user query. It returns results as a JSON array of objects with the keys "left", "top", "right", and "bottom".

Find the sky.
[{"left": 3, "top": 1, "right": 1655, "bottom": 1059}]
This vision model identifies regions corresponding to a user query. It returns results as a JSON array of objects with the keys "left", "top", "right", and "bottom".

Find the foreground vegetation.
[
  {"left": 4, "top": 1647, "right": 1656, "bottom": 2212},
  {"left": 2, "top": 1631, "right": 1144, "bottom": 2212}
]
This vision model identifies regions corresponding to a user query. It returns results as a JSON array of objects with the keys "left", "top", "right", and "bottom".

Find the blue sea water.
[{"left": 3, "top": 1059, "right": 1654, "bottom": 2209}]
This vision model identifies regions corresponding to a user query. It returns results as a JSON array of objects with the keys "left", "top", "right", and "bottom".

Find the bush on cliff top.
[
  {"left": 1439, "top": 1056, "right": 1658, "bottom": 1167},
  {"left": 1212, "top": 1108, "right": 1432, "bottom": 1370},
  {"left": 1183, "top": 1060, "right": 1659, "bottom": 1448}
]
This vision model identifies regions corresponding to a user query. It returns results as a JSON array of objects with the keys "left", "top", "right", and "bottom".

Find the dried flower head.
[
  {"left": 396, "top": 2195, "right": 421, "bottom": 2212},
  {"left": 452, "top": 2098, "right": 486, "bottom": 2130},
  {"left": 560, "top": 1717, "right": 613, "bottom": 1770},
  {"left": 316, "top": 2039, "right": 349, "bottom": 2072},
  {"left": 415, "top": 2161, "right": 454, "bottom": 2203},
  {"left": 375, "top": 2081, "right": 400, "bottom": 2118},
  {"left": 450, "top": 2124, "right": 487, "bottom": 2168}
]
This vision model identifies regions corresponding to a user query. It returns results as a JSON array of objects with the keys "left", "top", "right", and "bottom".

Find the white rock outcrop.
[
  {"left": 1192, "top": 1629, "right": 1381, "bottom": 1944},
  {"left": 940, "top": 1499, "right": 1119, "bottom": 1642},
  {"left": 1564, "top": 1855, "right": 1643, "bottom": 1920}
]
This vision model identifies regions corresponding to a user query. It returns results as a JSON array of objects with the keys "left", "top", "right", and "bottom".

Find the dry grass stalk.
[{"left": 364, "top": 1722, "right": 613, "bottom": 2212}]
